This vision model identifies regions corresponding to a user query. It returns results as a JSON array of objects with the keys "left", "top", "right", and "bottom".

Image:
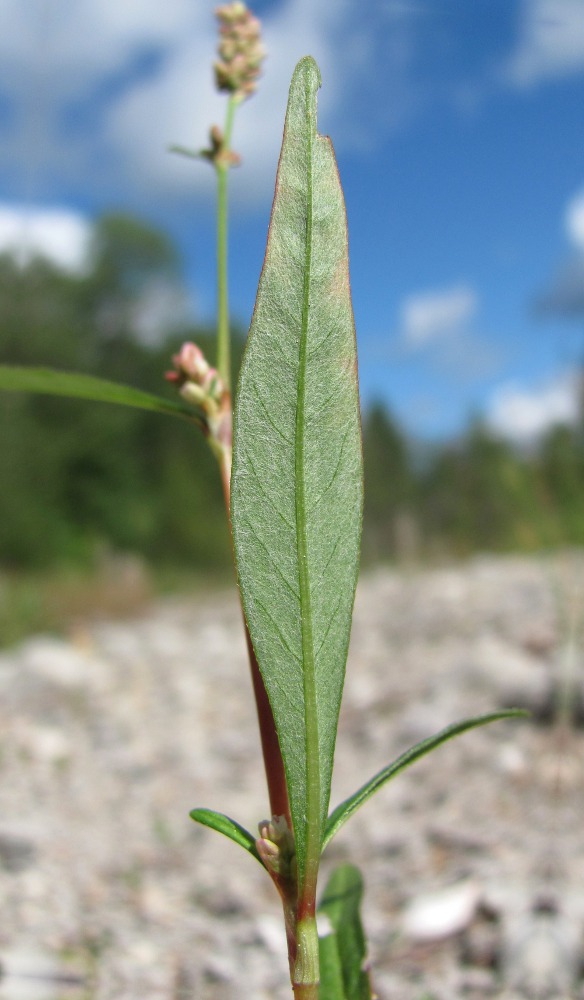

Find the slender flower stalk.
[
  {"left": 216, "top": 95, "right": 239, "bottom": 393},
  {"left": 212, "top": 1, "right": 266, "bottom": 391}
]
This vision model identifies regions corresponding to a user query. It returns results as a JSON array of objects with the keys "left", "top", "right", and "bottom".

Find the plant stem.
[
  {"left": 292, "top": 913, "right": 319, "bottom": 999},
  {"left": 293, "top": 986, "right": 319, "bottom": 1000},
  {"left": 245, "top": 627, "right": 293, "bottom": 824},
  {"left": 216, "top": 94, "right": 239, "bottom": 393},
  {"left": 218, "top": 433, "right": 291, "bottom": 826}
]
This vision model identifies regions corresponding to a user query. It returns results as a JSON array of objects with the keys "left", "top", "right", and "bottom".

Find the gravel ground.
[{"left": 1, "top": 553, "right": 583, "bottom": 1000}]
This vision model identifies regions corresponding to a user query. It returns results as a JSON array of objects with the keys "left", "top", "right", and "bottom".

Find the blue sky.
[{"left": 2, "top": 0, "right": 584, "bottom": 441}]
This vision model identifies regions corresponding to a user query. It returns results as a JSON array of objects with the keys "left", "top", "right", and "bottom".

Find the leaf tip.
[{"left": 292, "top": 55, "right": 322, "bottom": 94}]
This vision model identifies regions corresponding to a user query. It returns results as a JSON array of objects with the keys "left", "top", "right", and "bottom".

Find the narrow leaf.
[
  {"left": 190, "top": 808, "right": 262, "bottom": 864},
  {"left": 324, "top": 710, "right": 528, "bottom": 849},
  {"left": 0, "top": 366, "right": 201, "bottom": 425},
  {"left": 318, "top": 864, "right": 372, "bottom": 1000},
  {"left": 231, "top": 56, "right": 363, "bottom": 891}
]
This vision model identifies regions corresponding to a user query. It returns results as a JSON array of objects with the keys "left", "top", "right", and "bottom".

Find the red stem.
[
  {"left": 245, "top": 626, "right": 292, "bottom": 823},
  {"left": 218, "top": 415, "right": 291, "bottom": 827}
]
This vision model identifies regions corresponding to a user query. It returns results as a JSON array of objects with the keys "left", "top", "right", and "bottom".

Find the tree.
[
  {"left": 0, "top": 215, "right": 230, "bottom": 571},
  {"left": 362, "top": 403, "right": 415, "bottom": 561}
]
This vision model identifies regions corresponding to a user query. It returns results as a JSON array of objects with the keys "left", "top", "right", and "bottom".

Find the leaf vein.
[
  {"left": 314, "top": 592, "right": 344, "bottom": 663},
  {"left": 246, "top": 452, "right": 295, "bottom": 533},
  {"left": 317, "top": 534, "right": 342, "bottom": 584},
  {"left": 250, "top": 381, "right": 294, "bottom": 447},
  {"left": 307, "top": 323, "right": 337, "bottom": 361},
  {"left": 311, "top": 384, "right": 340, "bottom": 423},
  {"left": 308, "top": 427, "right": 351, "bottom": 514},
  {"left": 253, "top": 596, "right": 302, "bottom": 665},
  {"left": 241, "top": 514, "right": 300, "bottom": 602}
]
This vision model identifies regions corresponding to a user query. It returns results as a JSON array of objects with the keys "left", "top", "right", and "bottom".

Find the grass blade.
[
  {"left": 0, "top": 365, "right": 201, "bottom": 425},
  {"left": 324, "top": 710, "right": 528, "bottom": 849}
]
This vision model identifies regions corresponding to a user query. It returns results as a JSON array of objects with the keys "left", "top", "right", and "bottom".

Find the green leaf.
[
  {"left": 230, "top": 57, "right": 363, "bottom": 892},
  {"left": 0, "top": 365, "right": 201, "bottom": 425},
  {"left": 190, "top": 808, "right": 262, "bottom": 864},
  {"left": 324, "top": 710, "right": 528, "bottom": 849},
  {"left": 318, "top": 864, "right": 372, "bottom": 1000}
]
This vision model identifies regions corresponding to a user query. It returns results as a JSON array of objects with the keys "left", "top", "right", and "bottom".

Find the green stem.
[
  {"left": 292, "top": 915, "right": 319, "bottom": 998},
  {"left": 216, "top": 95, "right": 239, "bottom": 393},
  {"left": 293, "top": 986, "right": 319, "bottom": 1000}
]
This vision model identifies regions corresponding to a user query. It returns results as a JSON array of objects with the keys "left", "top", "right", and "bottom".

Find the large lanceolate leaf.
[
  {"left": 231, "top": 57, "right": 363, "bottom": 891},
  {"left": 0, "top": 366, "right": 200, "bottom": 424}
]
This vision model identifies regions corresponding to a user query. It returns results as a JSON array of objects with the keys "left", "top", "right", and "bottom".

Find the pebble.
[
  {"left": 0, "top": 829, "right": 39, "bottom": 874},
  {"left": 18, "top": 638, "right": 108, "bottom": 690},
  {"left": 0, "top": 553, "right": 582, "bottom": 999},
  {"left": 0, "top": 948, "right": 85, "bottom": 1000},
  {"left": 401, "top": 880, "right": 482, "bottom": 942}
]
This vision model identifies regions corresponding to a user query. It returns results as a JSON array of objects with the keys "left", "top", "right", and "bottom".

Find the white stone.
[
  {"left": 19, "top": 637, "right": 109, "bottom": 690},
  {"left": 402, "top": 880, "right": 482, "bottom": 941},
  {"left": 18, "top": 725, "right": 72, "bottom": 764}
]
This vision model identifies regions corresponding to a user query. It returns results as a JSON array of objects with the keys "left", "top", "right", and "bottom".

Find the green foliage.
[
  {"left": 364, "top": 414, "right": 584, "bottom": 562},
  {"left": 2, "top": 216, "right": 584, "bottom": 584},
  {"left": 537, "top": 423, "right": 584, "bottom": 545},
  {"left": 0, "top": 219, "right": 234, "bottom": 574},
  {"left": 318, "top": 865, "right": 372, "bottom": 1000},
  {"left": 419, "top": 423, "right": 535, "bottom": 553},
  {"left": 362, "top": 403, "right": 414, "bottom": 561},
  {"left": 231, "top": 57, "right": 363, "bottom": 890}
]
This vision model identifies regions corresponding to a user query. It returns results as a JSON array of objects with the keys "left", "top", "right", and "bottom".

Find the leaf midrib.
[{"left": 294, "top": 70, "right": 320, "bottom": 897}]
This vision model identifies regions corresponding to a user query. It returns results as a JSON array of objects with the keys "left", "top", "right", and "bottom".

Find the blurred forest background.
[{"left": 2, "top": 212, "right": 584, "bottom": 645}]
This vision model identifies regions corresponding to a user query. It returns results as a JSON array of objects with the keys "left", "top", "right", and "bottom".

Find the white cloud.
[
  {"left": 129, "top": 279, "right": 192, "bottom": 345},
  {"left": 566, "top": 188, "right": 584, "bottom": 248},
  {"left": 94, "top": 0, "right": 370, "bottom": 205},
  {"left": 505, "top": 0, "right": 584, "bottom": 87},
  {"left": 401, "top": 285, "right": 478, "bottom": 347},
  {"left": 487, "top": 372, "right": 580, "bottom": 441},
  {"left": 535, "top": 186, "right": 584, "bottom": 317},
  {"left": 0, "top": 203, "right": 92, "bottom": 273},
  {"left": 0, "top": 0, "right": 202, "bottom": 94},
  {"left": 0, "top": 0, "right": 422, "bottom": 210}
]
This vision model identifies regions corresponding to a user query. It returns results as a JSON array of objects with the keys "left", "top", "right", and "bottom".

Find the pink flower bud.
[
  {"left": 173, "top": 342, "right": 210, "bottom": 381},
  {"left": 214, "top": 1, "right": 265, "bottom": 100}
]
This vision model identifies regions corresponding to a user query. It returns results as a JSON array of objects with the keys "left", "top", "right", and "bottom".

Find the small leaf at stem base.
[{"left": 190, "top": 808, "right": 262, "bottom": 864}]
